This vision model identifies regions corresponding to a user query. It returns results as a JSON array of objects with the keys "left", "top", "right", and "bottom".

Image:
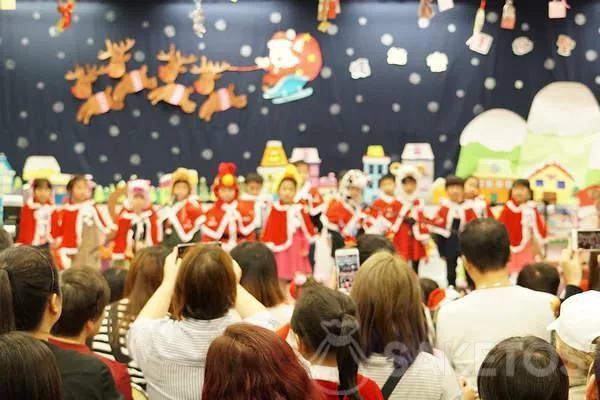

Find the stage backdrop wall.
[{"left": 1, "top": 0, "right": 599, "bottom": 184}]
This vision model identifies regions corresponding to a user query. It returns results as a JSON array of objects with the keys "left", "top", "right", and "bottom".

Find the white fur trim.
[
  {"left": 265, "top": 202, "right": 316, "bottom": 253},
  {"left": 164, "top": 200, "right": 203, "bottom": 242}
]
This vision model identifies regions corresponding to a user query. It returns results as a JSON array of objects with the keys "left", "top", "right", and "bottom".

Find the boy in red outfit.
[
  {"left": 366, "top": 173, "right": 402, "bottom": 235},
  {"left": 464, "top": 176, "right": 495, "bottom": 219}
]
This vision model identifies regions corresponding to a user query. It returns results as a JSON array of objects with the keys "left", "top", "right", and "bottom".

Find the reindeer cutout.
[
  {"left": 147, "top": 45, "right": 198, "bottom": 114},
  {"left": 190, "top": 56, "right": 248, "bottom": 122},
  {"left": 98, "top": 39, "right": 158, "bottom": 108},
  {"left": 65, "top": 64, "right": 106, "bottom": 100},
  {"left": 76, "top": 86, "right": 117, "bottom": 125}
]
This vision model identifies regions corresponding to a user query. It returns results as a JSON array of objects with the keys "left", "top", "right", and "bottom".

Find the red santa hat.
[
  {"left": 128, "top": 179, "right": 151, "bottom": 208},
  {"left": 212, "top": 162, "right": 239, "bottom": 199}
]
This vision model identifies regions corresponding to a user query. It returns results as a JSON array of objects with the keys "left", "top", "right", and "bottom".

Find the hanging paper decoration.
[
  {"left": 387, "top": 47, "right": 408, "bottom": 66},
  {"left": 426, "top": 52, "right": 449, "bottom": 72},
  {"left": 191, "top": 0, "right": 206, "bottom": 37},
  {"left": 466, "top": 0, "right": 493, "bottom": 54},
  {"left": 548, "top": 0, "right": 569, "bottom": 19},
  {"left": 65, "top": 64, "right": 106, "bottom": 100},
  {"left": 97, "top": 39, "right": 135, "bottom": 79},
  {"left": 317, "top": 0, "right": 341, "bottom": 32},
  {"left": 349, "top": 58, "right": 371, "bottom": 79},
  {"left": 254, "top": 30, "right": 323, "bottom": 104},
  {"left": 76, "top": 86, "right": 118, "bottom": 125},
  {"left": 418, "top": 0, "right": 434, "bottom": 27},
  {"left": 56, "top": 0, "right": 75, "bottom": 32},
  {"left": 438, "top": 0, "right": 454, "bottom": 12},
  {"left": 501, "top": 0, "right": 516, "bottom": 30},
  {"left": 512, "top": 37, "right": 533, "bottom": 56},
  {"left": 556, "top": 34, "right": 576, "bottom": 57}
]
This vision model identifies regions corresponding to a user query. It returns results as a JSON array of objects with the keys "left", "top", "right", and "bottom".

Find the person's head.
[
  {"left": 245, "top": 173, "right": 264, "bottom": 197},
  {"left": 420, "top": 278, "right": 439, "bottom": 304},
  {"left": 32, "top": 178, "right": 53, "bottom": 204},
  {"left": 131, "top": 194, "right": 147, "bottom": 213},
  {"left": 0, "top": 227, "right": 13, "bottom": 253},
  {"left": 356, "top": 234, "right": 395, "bottom": 265},
  {"left": 401, "top": 175, "right": 418, "bottom": 196},
  {"left": 549, "top": 292, "right": 600, "bottom": 383},
  {"left": 445, "top": 175, "right": 465, "bottom": 203},
  {"left": 0, "top": 246, "right": 61, "bottom": 335},
  {"left": 51, "top": 266, "right": 110, "bottom": 339},
  {"left": 351, "top": 252, "right": 429, "bottom": 365},
  {"left": 279, "top": 178, "right": 298, "bottom": 204},
  {"left": 173, "top": 244, "right": 237, "bottom": 320},
  {"left": 294, "top": 160, "right": 310, "bottom": 185},
  {"left": 67, "top": 175, "right": 89, "bottom": 203},
  {"left": 123, "top": 246, "right": 168, "bottom": 319},
  {"left": 128, "top": 179, "right": 151, "bottom": 213},
  {"left": 586, "top": 345, "right": 600, "bottom": 400},
  {"left": 511, "top": 179, "right": 532, "bottom": 204},
  {"left": 341, "top": 170, "right": 366, "bottom": 204},
  {"left": 230, "top": 242, "right": 285, "bottom": 308},
  {"left": 292, "top": 285, "right": 363, "bottom": 400},
  {"left": 0, "top": 331, "right": 63, "bottom": 400},
  {"left": 460, "top": 219, "right": 510, "bottom": 281},
  {"left": 102, "top": 267, "right": 127, "bottom": 303},
  {"left": 517, "top": 263, "right": 560, "bottom": 295},
  {"left": 203, "top": 323, "right": 322, "bottom": 400},
  {"left": 171, "top": 168, "right": 193, "bottom": 202},
  {"left": 464, "top": 176, "right": 480, "bottom": 200},
  {"left": 379, "top": 173, "right": 396, "bottom": 197},
  {"left": 477, "top": 336, "right": 569, "bottom": 400}
]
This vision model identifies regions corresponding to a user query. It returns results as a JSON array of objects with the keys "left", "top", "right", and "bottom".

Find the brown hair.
[
  {"left": 351, "top": 252, "right": 429, "bottom": 364},
  {"left": 202, "top": 323, "right": 323, "bottom": 400},
  {"left": 123, "top": 246, "right": 168, "bottom": 319},
  {"left": 172, "top": 244, "right": 237, "bottom": 320}
]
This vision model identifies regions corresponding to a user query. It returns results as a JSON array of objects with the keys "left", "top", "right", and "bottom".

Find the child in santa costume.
[
  {"left": 430, "top": 176, "right": 477, "bottom": 287},
  {"left": 53, "top": 175, "right": 114, "bottom": 270},
  {"left": 112, "top": 180, "right": 162, "bottom": 261},
  {"left": 202, "top": 163, "right": 257, "bottom": 251},
  {"left": 293, "top": 160, "right": 325, "bottom": 228},
  {"left": 17, "top": 178, "right": 58, "bottom": 247},
  {"left": 324, "top": 170, "right": 368, "bottom": 255},
  {"left": 262, "top": 165, "right": 317, "bottom": 281},
  {"left": 365, "top": 173, "right": 402, "bottom": 235},
  {"left": 238, "top": 172, "right": 272, "bottom": 233},
  {"left": 498, "top": 179, "right": 547, "bottom": 274},
  {"left": 464, "top": 176, "right": 495, "bottom": 219},
  {"left": 160, "top": 168, "right": 204, "bottom": 248}
]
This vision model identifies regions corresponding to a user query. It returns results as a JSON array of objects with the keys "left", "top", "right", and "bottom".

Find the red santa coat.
[
  {"left": 498, "top": 200, "right": 547, "bottom": 253},
  {"left": 466, "top": 196, "right": 495, "bottom": 219},
  {"left": 324, "top": 197, "right": 366, "bottom": 243},
  {"left": 17, "top": 199, "right": 57, "bottom": 246},
  {"left": 239, "top": 192, "right": 272, "bottom": 229},
  {"left": 391, "top": 199, "right": 430, "bottom": 261},
  {"left": 262, "top": 202, "right": 317, "bottom": 252},
  {"left": 112, "top": 206, "right": 162, "bottom": 260},
  {"left": 430, "top": 199, "right": 478, "bottom": 238},
  {"left": 161, "top": 199, "right": 205, "bottom": 243},
  {"left": 202, "top": 200, "right": 257, "bottom": 251},
  {"left": 295, "top": 183, "right": 325, "bottom": 217},
  {"left": 365, "top": 195, "right": 402, "bottom": 235}
]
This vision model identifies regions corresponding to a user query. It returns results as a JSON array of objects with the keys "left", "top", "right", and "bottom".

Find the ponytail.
[
  {"left": 336, "top": 314, "right": 362, "bottom": 400},
  {"left": 0, "top": 267, "right": 16, "bottom": 334}
]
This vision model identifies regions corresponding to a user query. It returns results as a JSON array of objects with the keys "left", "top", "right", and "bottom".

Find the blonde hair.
[{"left": 555, "top": 334, "right": 595, "bottom": 384}]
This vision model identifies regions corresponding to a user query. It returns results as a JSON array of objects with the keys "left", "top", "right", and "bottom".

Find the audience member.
[
  {"left": 436, "top": 219, "right": 557, "bottom": 386},
  {"left": 549, "top": 291, "right": 600, "bottom": 400},
  {"left": 517, "top": 263, "right": 560, "bottom": 295},
  {"left": 50, "top": 266, "right": 132, "bottom": 400},
  {"left": 292, "top": 285, "right": 383, "bottom": 400},
  {"left": 420, "top": 278, "right": 440, "bottom": 304},
  {"left": 202, "top": 323, "right": 323, "bottom": 400},
  {"left": 477, "top": 336, "right": 569, "bottom": 400},
  {"left": 356, "top": 234, "right": 395, "bottom": 265},
  {"left": 351, "top": 252, "right": 461, "bottom": 400},
  {"left": 103, "top": 266, "right": 128, "bottom": 303},
  {"left": 0, "top": 331, "right": 63, "bottom": 400},
  {"left": 231, "top": 241, "right": 294, "bottom": 325},
  {"left": 93, "top": 246, "right": 168, "bottom": 390},
  {"left": 0, "top": 246, "right": 121, "bottom": 400},
  {"left": 0, "top": 226, "right": 13, "bottom": 252},
  {"left": 127, "top": 244, "right": 271, "bottom": 400},
  {"left": 586, "top": 346, "right": 600, "bottom": 400}
]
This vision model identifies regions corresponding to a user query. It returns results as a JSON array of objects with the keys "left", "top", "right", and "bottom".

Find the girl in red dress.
[{"left": 17, "top": 178, "right": 57, "bottom": 247}]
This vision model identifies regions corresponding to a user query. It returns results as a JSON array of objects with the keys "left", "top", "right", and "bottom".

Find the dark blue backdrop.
[{"left": 1, "top": 0, "right": 599, "bottom": 184}]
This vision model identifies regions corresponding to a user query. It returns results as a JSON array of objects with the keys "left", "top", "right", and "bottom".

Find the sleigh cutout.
[{"left": 263, "top": 75, "right": 312, "bottom": 104}]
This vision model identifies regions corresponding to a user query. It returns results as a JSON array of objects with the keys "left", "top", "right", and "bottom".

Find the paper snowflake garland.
[
  {"left": 426, "top": 52, "right": 448, "bottom": 72},
  {"left": 387, "top": 47, "right": 407, "bottom": 66},
  {"left": 349, "top": 58, "right": 371, "bottom": 79},
  {"left": 512, "top": 37, "right": 534, "bottom": 56},
  {"left": 191, "top": 0, "right": 206, "bottom": 37},
  {"left": 557, "top": 34, "right": 575, "bottom": 57}
]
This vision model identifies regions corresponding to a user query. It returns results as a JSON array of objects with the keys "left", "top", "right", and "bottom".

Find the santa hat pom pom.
[{"left": 218, "top": 162, "right": 237, "bottom": 176}]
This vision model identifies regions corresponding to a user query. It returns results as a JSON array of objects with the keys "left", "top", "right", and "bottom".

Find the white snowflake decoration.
[
  {"left": 215, "top": 19, "right": 227, "bottom": 32},
  {"left": 456, "top": 89, "right": 465, "bottom": 98},
  {"left": 380, "top": 34, "right": 394, "bottom": 47},
  {"left": 87, "top": 38, "right": 95, "bottom": 46},
  {"left": 150, "top": 131, "right": 159, "bottom": 140},
  {"left": 346, "top": 48, "right": 355, "bottom": 57},
  {"left": 134, "top": 51, "right": 145, "bottom": 62},
  {"left": 338, "top": 142, "right": 350, "bottom": 153},
  {"left": 243, "top": 152, "right": 252, "bottom": 160},
  {"left": 575, "top": 13, "right": 586, "bottom": 26},
  {"left": 105, "top": 10, "right": 116, "bottom": 22},
  {"left": 439, "top": 134, "right": 448, "bottom": 143},
  {"left": 327, "top": 24, "right": 339, "bottom": 36},
  {"left": 270, "top": 12, "right": 282, "bottom": 24},
  {"left": 52, "top": 102, "right": 64, "bottom": 113},
  {"left": 202, "top": 149, "right": 214, "bottom": 160},
  {"left": 471, "top": 57, "right": 480, "bottom": 66},
  {"left": 142, "top": 21, "right": 150, "bottom": 29},
  {"left": 426, "top": 52, "right": 448, "bottom": 73},
  {"left": 260, "top": 106, "right": 269, "bottom": 116},
  {"left": 99, "top": 154, "right": 108, "bottom": 163},
  {"left": 427, "top": 102, "right": 440, "bottom": 113},
  {"left": 358, "top": 16, "right": 368, "bottom": 26},
  {"left": 192, "top": 0, "right": 206, "bottom": 37},
  {"left": 486, "top": 12, "right": 499, "bottom": 23},
  {"left": 387, "top": 47, "right": 408, "bottom": 66},
  {"left": 227, "top": 123, "right": 240, "bottom": 135},
  {"left": 240, "top": 45, "right": 252, "bottom": 58},
  {"left": 586, "top": 50, "right": 598, "bottom": 62},
  {"left": 484, "top": 77, "right": 496, "bottom": 90},
  {"left": 49, "top": 132, "right": 58, "bottom": 142},
  {"left": 521, "top": 23, "right": 530, "bottom": 31},
  {"left": 596, "top": 76, "right": 600, "bottom": 85},
  {"left": 129, "top": 154, "right": 141, "bottom": 166},
  {"left": 32, "top": 11, "right": 41, "bottom": 20},
  {"left": 355, "top": 95, "right": 364, "bottom": 103},
  {"left": 74, "top": 142, "right": 86, "bottom": 154},
  {"left": 49, "top": 26, "right": 60, "bottom": 38},
  {"left": 361, "top": 124, "right": 371, "bottom": 133},
  {"left": 109, "top": 125, "right": 120, "bottom": 137},
  {"left": 164, "top": 25, "right": 176, "bottom": 38},
  {"left": 320, "top": 66, "right": 332, "bottom": 79},
  {"left": 544, "top": 58, "right": 556, "bottom": 70},
  {"left": 171, "top": 146, "right": 181, "bottom": 155},
  {"left": 392, "top": 103, "right": 401, "bottom": 112},
  {"left": 57, "top": 51, "right": 65, "bottom": 60},
  {"left": 448, "top": 24, "right": 457, "bottom": 33},
  {"left": 418, "top": 18, "right": 430, "bottom": 29},
  {"left": 169, "top": 114, "right": 181, "bottom": 126},
  {"left": 17, "top": 137, "right": 29, "bottom": 149},
  {"left": 514, "top": 80, "right": 524, "bottom": 89},
  {"left": 473, "top": 104, "right": 484, "bottom": 115},
  {"left": 5, "top": 59, "right": 15, "bottom": 70},
  {"left": 247, "top": 84, "right": 256, "bottom": 93},
  {"left": 113, "top": 173, "right": 122, "bottom": 182},
  {"left": 19, "top": 111, "right": 28, "bottom": 119},
  {"left": 298, "top": 123, "right": 307, "bottom": 132},
  {"left": 443, "top": 160, "right": 454, "bottom": 170},
  {"left": 329, "top": 103, "right": 341, "bottom": 115},
  {"left": 21, "top": 37, "right": 29, "bottom": 46},
  {"left": 409, "top": 73, "right": 421, "bottom": 85},
  {"left": 36, "top": 82, "right": 45, "bottom": 90},
  {"left": 349, "top": 58, "right": 371, "bottom": 79}
]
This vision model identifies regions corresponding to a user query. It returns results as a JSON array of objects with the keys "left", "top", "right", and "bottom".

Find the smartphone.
[
  {"left": 177, "top": 243, "right": 197, "bottom": 259},
  {"left": 571, "top": 229, "right": 600, "bottom": 250},
  {"left": 335, "top": 248, "right": 361, "bottom": 294}
]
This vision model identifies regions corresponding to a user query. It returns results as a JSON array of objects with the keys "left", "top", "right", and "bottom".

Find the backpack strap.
[{"left": 381, "top": 366, "right": 407, "bottom": 399}]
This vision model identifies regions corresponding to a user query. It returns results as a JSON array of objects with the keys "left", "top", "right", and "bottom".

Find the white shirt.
[
  {"left": 435, "top": 285, "right": 556, "bottom": 386},
  {"left": 267, "top": 303, "right": 294, "bottom": 326}
]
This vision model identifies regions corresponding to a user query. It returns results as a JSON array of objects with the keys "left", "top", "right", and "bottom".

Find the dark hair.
[
  {"left": 356, "top": 234, "right": 395, "bottom": 265},
  {"left": 401, "top": 175, "right": 417, "bottom": 185},
  {"left": 512, "top": 179, "right": 531, "bottom": 191},
  {"left": 460, "top": 219, "right": 510, "bottom": 272},
  {"left": 173, "top": 244, "right": 237, "bottom": 320},
  {"left": 378, "top": 173, "right": 396, "bottom": 188},
  {"left": 420, "top": 278, "right": 439, "bottom": 304},
  {"left": 102, "top": 268, "right": 127, "bottom": 303},
  {"left": 230, "top": 242, "right": 285, "bottom": 308},
  {"left": 292, "top": 286, "right": 363, "bottom": 400},
  {"left": 203, "top": 323, "right": 323, "bottom": 400},
  {"left": 32, "top": 178, "right": 53, "bottom": 191},
  {"left": 293, "top": 160, "right": 309, "bottom": 169},
  {"left": 0, "top": 332, "right": 63, "bottom": 400},
  {"left": 445, "top": 175, "right": 465, "bottom": 189},
  {"left": 588, "top": 251, "right": 600, "bottom": 291},
  {"left": 517, "top": 263, "right": 560, "bottom": 295},
  {"left": 123, "top": 247, "right": 168, "bottom": 319},
  {"left": 280, "top": 177, "right": 298, "bottom": 189},
  {"left": 0, "top": 246, "right": 60, "bottom": 334},
  {"left": 478, "top": 336, "right": 569, "bottom": 400},
  {"left": 245, "top": 173, "right": 264, "bottom": 185},
  {"left": 0, "top": 226, "right": 13, "bottom": 253},
  {"left": 66, "top": 175, "right": 87, "bottom": 194},
  {"left": 52, "top": 266, "right": 110, "bottom": 337}
]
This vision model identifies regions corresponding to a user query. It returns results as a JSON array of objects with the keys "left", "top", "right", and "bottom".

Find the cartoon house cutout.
[
  {"left": 431, "top": 177, "right": 447, "bottom": 205},
  {"left": 576, "top": 185, "right": 600, "bottom": 207},
  {"left": 318, "top": 172, "right": 338, "bottom": 199},
  {"left": 22, "top": 156, "right": 61, "bottom": 182},
  {"left": 289, "top": 147, "right": 321, "bottom": 188},
  {"left": 474, "top": 159, "right": 514, "bottom": 204},
  {"left": 258, "top": 140, "right": 289, "bottom": 193},
  {"left": 362, "top": 145, "right": 390, "bottom": 204},
  {"left": 401, "top": 143, "right": 434, "bottom": 199},
  {"left": 0, "top": 153, "right": 15, "bottom": 195},
  {"left": 527, "top": 162, "right": 576, "bottom": 205}
]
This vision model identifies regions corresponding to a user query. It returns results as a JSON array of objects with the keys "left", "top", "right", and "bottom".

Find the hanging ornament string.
[
  {"left": 56, "top": 0, "right": 75, "bottom": 32},
  {"left": 466, "top": 0, "right": 486, "bottom": 46},
  {"left": 191, "top": 0, "right": 206, "bottom": 37},
  {"left": 501, "top": 0, "right": 516, "bottom": 30}
]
